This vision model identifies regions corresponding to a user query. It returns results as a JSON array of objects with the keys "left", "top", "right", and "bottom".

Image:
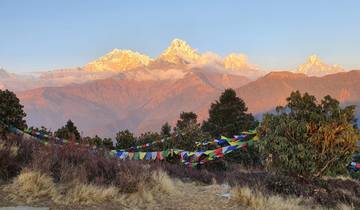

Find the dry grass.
[
  {"left": 3, "top": 169, "right": 179, "bottom": 208},
  {"left": 323, "top": 175, "right": 359, "bottom": 183},
  {"left": 337, "top": 203, "right": 355, "bottom": 210},
  {"left": 3, "top": 169, "right": 237, "bottom": 209},
  {"left": 4, "top": 169, "right": 118, "bottom": 206},
  {"left": 58, "top": 183, "right": 119, "bottom": 205},
  {"left": 0, "top": 143, "right": 18, "bottom": 156},
  {"left": 231, "top": 186, "right": 355, "bottom": 210},
  {"left": 4, "top": 169, "right": 355, "bottom": 210},
  {"left": 4, "top": 169, "right": 56, "bottom": 204}
]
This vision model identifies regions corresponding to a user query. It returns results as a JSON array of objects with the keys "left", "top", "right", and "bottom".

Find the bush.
[
  {"left": 259, "top": 91, "right": 359, "bottom": 179},
  {"left": 30, "top": 141, "right": 152, "bottom": 193},
  {"left": 225, "top": 145, "right": 262, "bottom": 168},
  {"left": 0, "top": 135, "right": 36, "bottom": 181},
  {"left": 0, "top": 142, "right": 21, "bottom": 180},
  {"left": 153, "top": 162, "right": 215, "bottom": 184}
]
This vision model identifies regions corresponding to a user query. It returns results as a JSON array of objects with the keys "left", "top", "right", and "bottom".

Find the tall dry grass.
[
  {"left": 4, "top": 170, "right": 56, "bottom": 204},
  {"left": 4, "top": 168, "right": 357, "bottom": 209},
  {"left": 3, "top": 169, "right": 177, "bottom": 207},
  {"left": 231, "top": 186, "right": 355, "bottom": 210}
]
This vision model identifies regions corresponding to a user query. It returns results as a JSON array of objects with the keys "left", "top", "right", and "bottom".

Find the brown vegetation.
[{"left": 0, "top": 135, "right": 359, "bottom": 209}]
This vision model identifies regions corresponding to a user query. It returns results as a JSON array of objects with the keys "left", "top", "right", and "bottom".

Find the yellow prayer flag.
[{"left": 139, "top": 152, "right": 146, "bottom": 160}]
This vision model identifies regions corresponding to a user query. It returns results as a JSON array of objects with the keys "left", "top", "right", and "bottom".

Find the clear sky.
[{"left": 1, "top": 0, "right": 359, "bottom": 73}]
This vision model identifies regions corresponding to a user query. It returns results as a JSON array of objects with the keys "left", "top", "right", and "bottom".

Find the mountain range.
[{"left": 1, "top": 39, "right": 357, "bottom": 137}]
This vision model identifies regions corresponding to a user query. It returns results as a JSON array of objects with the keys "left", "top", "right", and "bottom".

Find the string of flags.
[
  {"left": 7, "top": 124, "right": 256, "bottom": 167},
  {"left": 110, "top": 139, "right": 253, "bottom": 166},
  {"left": 194, "top": 130, "right": 258, "bottom": 147},
  {"left": 119, "top": 137, "right": 169, "bottom": 151},
  {"left": 21, "top": 127, "right": 70, "bottom": 145}
]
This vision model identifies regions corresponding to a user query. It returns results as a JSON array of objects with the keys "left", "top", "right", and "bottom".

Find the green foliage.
[
  {"left": 137, "top": 132, "right": 162, "bottom": 151},
  {"left": 202, "top": 88, "right": 258, "bottom": 138},
  {"left": 259, "top": 91, "right": 359, "bottom": 179},
  {"left": 102, "top": 138, "right": 114, "bottom": 150},
  {"left": 225, "top": 144, "right": 262, "bottom": 167},
  {"left": 55, "top": 120, "right": 81, "bottom": 141},
  {"left": 82, "top": 135, "right": 113, "bottom": 150},
  {"left": 115, "top": 129, "right": 136, "bottom": 150},
  {"left": 28, "top": 126, "right": 53, "bottom": 136},
  {"left": 0, "top": 89, "right": 27, "bottom": 135},
  {"left": 160, "top": 122, "right": 172, "bottom": 138},
  {"left": 92, "top": 135, "right": 103, "bottom": 147},
  {"left": 174, "top": 112, "right": 209, "bottom": 150}
]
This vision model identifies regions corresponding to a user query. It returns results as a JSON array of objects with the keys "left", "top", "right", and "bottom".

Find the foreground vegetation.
[
  {"left": 0, "top": 135, "right": 359, "bottom": 209},
  {"left": 0, "top": 88, "right": 359, "bottom": 209}
]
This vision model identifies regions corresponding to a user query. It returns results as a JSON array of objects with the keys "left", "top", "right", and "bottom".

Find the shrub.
[
  {"left": 0, "top": 135, "right": 35, "bottom": 181},
  {"left": 225, "top": 144, "right": 262, "bottom": 168},
  {"left": 30, "top": 141, "right": 152, "bottom": 193},
  {"left": 259, "top": 91, "right": 359, "bottom": 179},
  {"left": 0, "top": 142, "right": 21, "bottom": 180},
  {"left": 154, "top": 162, "right": 215, "bottom": 184}
]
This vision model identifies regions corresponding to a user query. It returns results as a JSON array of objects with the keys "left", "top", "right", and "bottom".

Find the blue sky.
[{"left": 0, "top": 0, "right": 359, "bottom": 73}]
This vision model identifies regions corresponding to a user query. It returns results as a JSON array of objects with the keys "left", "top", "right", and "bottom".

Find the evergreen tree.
[
  {"left": 55, "top": 120, "right": 81, "bottom": 141},
  {"left": 0, "top": 89, "right": 27, "bottom": 136},
  {"left": 176, "top": 112, "right": 198, "bottom": 131},
  {"left": 115, "top": 129, "right": 135, "bottom": 150},
  {"left": 102, "top": 137, "right": 114, "bottom": 150},
  {"left": 160, "top": 122, "right": 172, "bottom": 137},
  {"left": 202, "top": 88, "right": 258, "bottom": 137},
  {"left": 174, "top": 112, "right": 209, "bottom": 150},
  {"left": 92, "top": 135, "right": 103, "bottom": 147}
]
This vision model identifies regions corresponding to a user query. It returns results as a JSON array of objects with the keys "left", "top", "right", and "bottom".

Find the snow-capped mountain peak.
[
  {"left": 297, "top": 54, "right": 344, "bottom": 76},
  {"left": 158, "top": 39, "right": 200, "bottom": 64},
  {"left": 84, "top": 49, "right": 152, "bottom": 72}
]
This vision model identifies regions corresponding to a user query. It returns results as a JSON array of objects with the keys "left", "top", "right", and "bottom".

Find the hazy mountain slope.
[
  {"left": 0, "top": 68, "right": 116, "bottom": 92},
  {"left": 18, "top": 70, "right": 250, "bottom": 137},
  {"left": 0, "top": 68, "right": 12, "bottom": 78},
  {"left": 236, "top": 70, "right": 360, "bottom": 117}
]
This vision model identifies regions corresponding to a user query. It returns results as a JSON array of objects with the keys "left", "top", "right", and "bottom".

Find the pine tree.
[
  {"left": 92, "top": 135, "right": 103, "bottom": 147},
  {"left": 55, "top": 120, "right": 81, "bottom": 141},
  {"left": 0, "top": 89, "right": 27, "bottom": 136},
  {"left": 202, "top": 88, "right": 258, "bottom": 137},
  {"left": 115, "top": 129, "right": 136, "bottom": 150},
  {"left": 160, "top": 122, "right": 172, "bottom": 137},
  {"left": 174, "top": 112, "right": 209, "bottom": 150},
  {"left": 102, "top": 138, "right": 114, "bottom": 150}
]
